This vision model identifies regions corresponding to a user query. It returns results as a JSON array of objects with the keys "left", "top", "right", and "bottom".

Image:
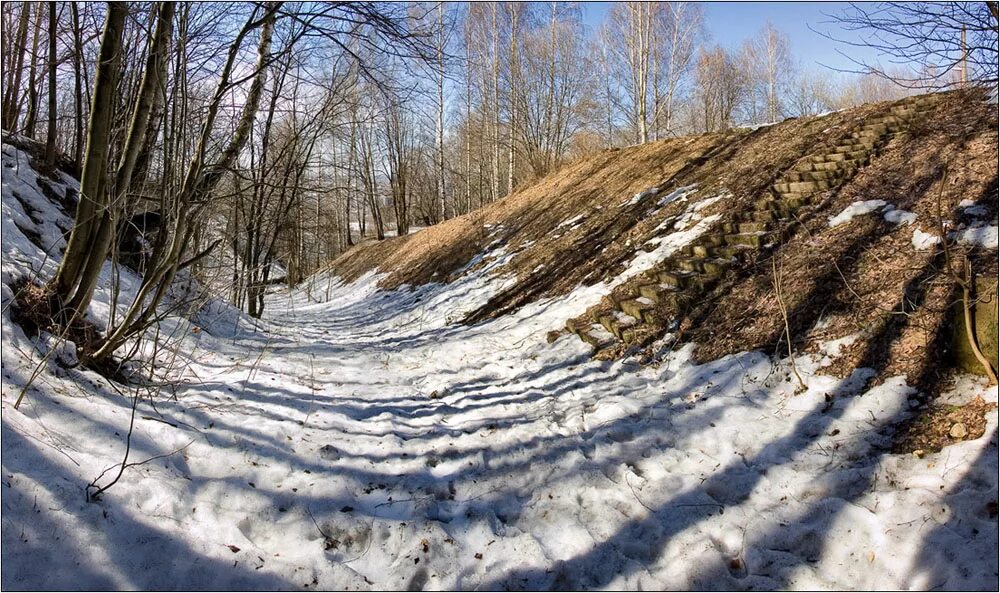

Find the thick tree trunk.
[
  {"left": 92, "top": 3, "right": 278, "bottom": 361},
  {"left": 63, "top": 1, "right": 176, "bottom": 316},
  {"left": 51, "top": 4, "right": 128, "bottom": 309}
]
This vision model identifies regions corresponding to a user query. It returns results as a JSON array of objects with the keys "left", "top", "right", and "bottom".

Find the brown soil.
[
  {"left": 893, "top": 395, "right": 997, "bottom": 454},
  {"left": 327, "top": 101, "right": 883, "bottom": 323}
]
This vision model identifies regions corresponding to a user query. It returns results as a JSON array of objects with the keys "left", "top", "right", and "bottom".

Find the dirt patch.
[
  {"left": 327, "top": 103, "right": 871, "bottom": 313},
  {"left": 893, "top": 396, "right": 997, "bottom": 454}
]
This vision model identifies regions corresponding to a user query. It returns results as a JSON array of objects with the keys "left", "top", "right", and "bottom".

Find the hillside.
[
  {"left": 1, "top": 90, "right": 998, "bottom": 591},
  {"left": 330, "top": 90, "right": 998, "bottom": 384}
]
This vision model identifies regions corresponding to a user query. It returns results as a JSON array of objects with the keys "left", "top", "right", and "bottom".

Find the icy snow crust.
[{"left": 2, "top": 143, "right": 998, "bottom": 590}]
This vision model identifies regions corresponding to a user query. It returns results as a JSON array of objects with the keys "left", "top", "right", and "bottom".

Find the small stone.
[
  {"left": 913, "top": 449, "right": 926, "bottom": 458},
  {"left": 949, "top": 423, "right": 968, "bottom": 439}
]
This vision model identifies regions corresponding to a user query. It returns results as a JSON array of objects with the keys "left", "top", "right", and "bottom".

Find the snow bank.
[
  {"left": 829, "top": 200, "right": 888, "bottom": 227},
  {"left": 621, "top": 190, "right": 723, "bottom": 280},
  {"left": 882, "top": 206, "right": 917, "bottom": 225},
  {"left": 657, "top": 184, "right": 698, "bottom": 207}
]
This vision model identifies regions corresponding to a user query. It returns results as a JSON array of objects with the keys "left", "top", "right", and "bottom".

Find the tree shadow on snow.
[{"left": 0, "top": 422, "right": 299, "bottom": 591}]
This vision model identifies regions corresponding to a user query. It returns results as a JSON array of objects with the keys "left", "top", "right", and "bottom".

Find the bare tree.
[
  {"left": 383, "top": 94, "right": 413, "bottom": 236},
  {"left": 741, "top": 23, "right": 793, "bottom": 124},
  {"left": 693, "top": 45, "right": 748, "bottom": 132},
  {"left": 606, "top": 1, "right": 654, "bottom": 144},
  {"left": 652, "top": 2, "right": 702, "bottom": 138},
  {"left": 44, "top": 1, "right": 58, "bottom": 167},
  {"left": 2, "top": 1, "right": 32, "bottom": 132},
  {"left": 436, "top": 1, "right": 448, "bottom": 221},
  {"left": 21, "top": 3, "right": 43, "bottom": 137},
  {"left": 50, "top": 3, "right": 130, "bottom": 316},
  {"left": 822, "top": 2, "right": 999, "bottom": 90},
  {"left": 515, "top": 3, "right": 590, "bottom": 177},
  {"left": 788, "top": 69, "right": 837, "bottom": 116}
]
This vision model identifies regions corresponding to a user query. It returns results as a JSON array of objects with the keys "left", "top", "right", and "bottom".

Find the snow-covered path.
[
  {"left": 7, "top": 268, "right": 997, "bottom": 590},
  {"left": 2, "top": 142, "right": 998, "bottom": 590}
]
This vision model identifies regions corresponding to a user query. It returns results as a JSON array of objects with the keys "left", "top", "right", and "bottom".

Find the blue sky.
[{"left": 580, "top": 1, "right": 883, "bottom": 73}]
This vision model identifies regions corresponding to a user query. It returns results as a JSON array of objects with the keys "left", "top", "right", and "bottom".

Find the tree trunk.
[
  {"left": 507, "top": 3, "right": 518, "bottom": 196},
  {"left": 45, "top": 1, "right": 58, "bottom": 167},
  {"left": 22, "top": 6, "right": 42, "bottom": 138},
  {"left": 91, "top": 2, "right": 278, "bottom": 361},
  {"left": 2, "top": 1, "right": 31, "bottom": 131},
  {"left": 71, "top": 3, "right": 84, "bottom": 174},
  {"left": 63, "top": 1, "right": 176, "bottom": 316},
  {"left": 51, "top": 3, "right": 128, "bottom": 310},
  {"left": 436, "top": 1, "right": 447, "bottom": 221}
]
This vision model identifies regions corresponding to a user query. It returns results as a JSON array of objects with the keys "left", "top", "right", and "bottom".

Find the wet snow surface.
[{"left": 2, "top": 142, "right": 998, "bottom": 590}]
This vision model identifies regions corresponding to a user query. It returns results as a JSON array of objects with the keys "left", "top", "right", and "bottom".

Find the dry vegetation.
[
  {"left": 687, "top": 92, "right": 998, "bottom": 390},
  {"left": 895, "top": 396, "right": 997, "bottom": 454},
  {"left": 326, "top": 101, "right": 880, "bottom": 297}
]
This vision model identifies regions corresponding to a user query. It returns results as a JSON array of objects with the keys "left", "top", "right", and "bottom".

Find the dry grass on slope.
[
  {"left": 686, "top": 91, "right": 998, "bottom": 396},
  {"left": 326, "top": 98, "right": 881, "bottom": 327},
  {"left": 327, "top": 132, "right": 731, "bottom": 289}
]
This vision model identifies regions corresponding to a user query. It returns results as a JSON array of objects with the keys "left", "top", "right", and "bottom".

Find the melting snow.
[
  {"left": 657, "top": 184, "right": 698, "bottom": 207},
  {"left": 911, "top": 228, "right": 942, "bottom": 250},
  {"left": 556, "top": 214, "right": 585, "bottom": 229},
  {"left": 829, "top": 200, "right": 879, "bottom": 227},
  {"left": 624, "top": 186, "right": 660, "bottom": 207},
  {"left": 882, "top": 206, "right": 917, "bottom": 225},
  {"left": 953, "top": 224, "right": 999, "bottom": 249},
  {"left": 828, "top": 200, "right": 918, "bottom": 228}
]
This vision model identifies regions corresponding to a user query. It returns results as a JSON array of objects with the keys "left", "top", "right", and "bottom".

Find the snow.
[
  {"left": 828, "top": 200, "right": 918, "bottom": 228},
  {"left": 2, "top": 143, "right": 998, "bottom": 590},
  {"left": 959, "top": 199, "right": 990, "bottom": 218},
  {"left": 952, "top": 224, "right": 999, "bottom": 249},
  {"left": 621, "top": 184, "right": 697, "bottom": 209},
  {"left": 623, "top": 186, "right": 659, "bottom": 207},
  {"left": 911, "top": 228, "right": 942, "bottom": 251},
  {"left": 656, "top": 184, "right": 698, "bottom": 207},
  {"left": 622, "top": 190, "right": 724, "bottom": 280},
  {"left": 828, "top": 196, "right": 995, "bottom": 250},
  {"left": 554, "top": 214, "right": 586, "bottom": 235},
  {"left": 882, "top": 206, "right": 917, "bottom": 226},
  {"left": 828, "top": 200, "right": 886, "bottom": 227}
]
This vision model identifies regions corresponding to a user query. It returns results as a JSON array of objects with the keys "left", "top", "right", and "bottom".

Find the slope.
[{"left": 327, "top": 89, "right": 999, "bottom": 387}]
